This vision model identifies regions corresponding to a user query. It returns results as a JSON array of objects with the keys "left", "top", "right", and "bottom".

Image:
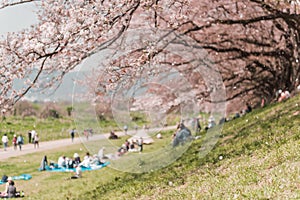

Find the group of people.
[
  {"left": 40, "top": 152, "right": 105, "bottom": 179},
  {"left": 277, "top": 89, "right": 291, "bottom": 102},
  {"left": 56, "top": 152, "right": 102, "bottom": 169},
  {"left": 55, "top": 152, "right": 103, "bottom": 169},
  {"left": 69, "top": 128, "right": 96, "bottom": 142},
  {"left": 232, "top": 102, "right": 253, "bottom": 120},
  {"left": 1, "top": 129, "right": 39, "bottom": 151},
  {"left": 83, "top": 129, "right": 93, "bottom": 140},
  {"left": 1, "top": 133, "right": 24, "bottom": 151},
  {"left": 192, "top": 102, "right": 253, "bottom": 134},
  {"left": 12, "top": 134, "right": 24, "bottom": 151},
  {"left": 117, "top": 138, "right": 144, "bottom": 156},
  {"left": 28, "top": 130, "right": 39, "bottom": 148},
  {"left": 43, "top": 153, "right": 84, "bottom": 179}
]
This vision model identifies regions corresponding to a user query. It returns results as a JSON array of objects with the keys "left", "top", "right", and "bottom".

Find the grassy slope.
[
  {"left": 1, "top": 95, "right": 300, "bottom": 199},
  {"left": 86, "top": 94, "right": 300, "bottom": 200}
]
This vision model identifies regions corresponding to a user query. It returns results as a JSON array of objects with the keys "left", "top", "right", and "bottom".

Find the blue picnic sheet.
[
  {"left": 0, "top": 174, "right": 32, "bottom": 185},
  {"left": 42, "top": 162, "right": 109, "bottom": 172}
]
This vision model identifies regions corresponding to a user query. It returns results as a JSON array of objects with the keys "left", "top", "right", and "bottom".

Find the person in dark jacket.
[
  {"left": 7, "top": 180, "right": 16, "bottom": 198},
  {"left": 0, "top": 177, "right": 16, "bottom": 198}
]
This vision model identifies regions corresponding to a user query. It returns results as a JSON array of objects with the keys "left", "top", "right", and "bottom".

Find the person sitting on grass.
[
  {"left": 128, "top": 140, "right": 138, "bottom": 152},
  {"left": 83, "top": 152, "right": 91, "bottom": 161},
  {"left": 65, "top": 157, "right": 74, "bottom": 169},
  {"left": 117, "top": 144, "right": 127, "bottom": 156},
  {"left": 79, "top": 153, "right": 92, "bottom": 168},
  {"left": 6, "top": 180, "right": 16, "bottom": 198},
  {"left": 70, "top": 165, "right": 82, "bottom": 179},
  {"left": 0, "top": 177, "right": 16, "bottom": 198},
  {"left": 73, "top": 153, "right": 81, "bottom": 166},
  {"left": 108, "top": 130, "right": 118, "bottom": 139},
  {"left": 57, "top": 156, "right": 66, "bottom": 168},
  {"left": 245, "top": 102, "right": 252, "bottom": 113},
  {"left": 39, "top": 155, "right": 48, "bottom": 171},
  {"left": 90, "top": 154, "right": 104, "bottom": 166}
]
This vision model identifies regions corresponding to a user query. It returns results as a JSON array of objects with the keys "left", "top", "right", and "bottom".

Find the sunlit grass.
[{"left": 1, "top": 95, "right": 300, "bottom": 199}]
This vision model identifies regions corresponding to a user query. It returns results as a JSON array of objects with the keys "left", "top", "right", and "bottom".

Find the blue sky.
[
  {"left": 0, "top": 3, "right": 75, "bottom": 102},
  {"left": 0, "top": 2, "right": 38, "bottom": 35}
]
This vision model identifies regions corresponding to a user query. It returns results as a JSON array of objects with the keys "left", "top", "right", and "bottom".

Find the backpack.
[{"left": 1, "top": 175, "right": 8, "bottom": 183}]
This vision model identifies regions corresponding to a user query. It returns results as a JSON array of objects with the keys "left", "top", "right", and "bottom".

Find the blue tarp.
[
  {"left": 42, "top": 162, "right": 110, "bottom": 172},
  {"left": 0, "top": 174, "right": 32, "bottom": 185}
]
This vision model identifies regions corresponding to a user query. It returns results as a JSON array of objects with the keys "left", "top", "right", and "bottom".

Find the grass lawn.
[
  {"left": 1, "top": 94, "right": 300, "bottom": 199},
  {"left": 0, "top": 115, "right": 134, "bottom": 144},
  {"left": 0, "top": 129, "right": 177, "bottom": 199},
  {"left": 0, "top": 116, "right": 74, "bottom": 142}
]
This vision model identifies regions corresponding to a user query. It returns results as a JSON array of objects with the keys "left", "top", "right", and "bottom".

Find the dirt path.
[
  {"left": 0, "top": 126, "right": 176, "bottom": 160},
  {"left": 0, "top": 134, "right": 105, "bottom": 160}
]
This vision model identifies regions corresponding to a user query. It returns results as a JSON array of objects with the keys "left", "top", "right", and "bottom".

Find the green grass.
[
  {"left": 1, "top": 94, "right": 300, "bottom": 199},
  {"left": 0, "top": 114, "right": 139, "bottom": 144},
  {"left": 0, "top": 116, "right": 74, "bottom": 142}
]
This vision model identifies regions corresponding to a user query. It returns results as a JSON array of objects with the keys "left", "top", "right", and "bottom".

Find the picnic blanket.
[
  {"left": 42, "top": 162, "right": 109, "bottom": 172},
  {"left": 0, "top": 174, "right": 32, "bottom": 185}
]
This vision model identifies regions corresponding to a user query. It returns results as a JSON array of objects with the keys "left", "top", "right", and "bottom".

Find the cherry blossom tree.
[
  {"left": 186, "top": 0, "right": 300, "bottom": 108},
  {"left": 0, "top": 0, "right": 299, "bottom": 114}
]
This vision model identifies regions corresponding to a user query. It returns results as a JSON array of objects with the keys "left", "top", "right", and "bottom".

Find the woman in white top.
[
  {"left": 1, "top": 134, "right": 9, "bottom": 151},
  {"left": 34, "top": 134, "right": 39, "bottom": 148}
]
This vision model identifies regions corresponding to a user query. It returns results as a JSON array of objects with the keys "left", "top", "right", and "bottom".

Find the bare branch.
[{"left": 0, "top": 0, "right": 39, "bottom": 9}]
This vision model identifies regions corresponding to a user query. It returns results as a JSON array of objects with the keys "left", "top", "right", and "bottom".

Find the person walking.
[
  {"left": 34, "top": 133, "right": 39, "bottom": 149},
  {"left": 138, "top": 137, "right": 143, "bottom": 152},
  {"left": 17, "top": 134, "right": 24, "bottom": 151},
  {"left": 195, "top": 118, "right": 201, "bottom": 135},
  {"left": 83, "top": 130, "right": 89, "bottom": 140},
  {"left": 2, "top": 134, "right": 9, "bottom": 151},
  {"left": 31, "top": 130, "right": 36, "bottom": 144},
  {"left": 70, "top": 128, "right": 75, "bottom": 142},
  {"left": 27, "top": 131, "right": 32, "bottom": 144},
  {"left": 12, "top": 135, "right": 17, "bottom": 150},
  {"left": 123, "top": 125, "right": 128, "bottom": 135}
]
